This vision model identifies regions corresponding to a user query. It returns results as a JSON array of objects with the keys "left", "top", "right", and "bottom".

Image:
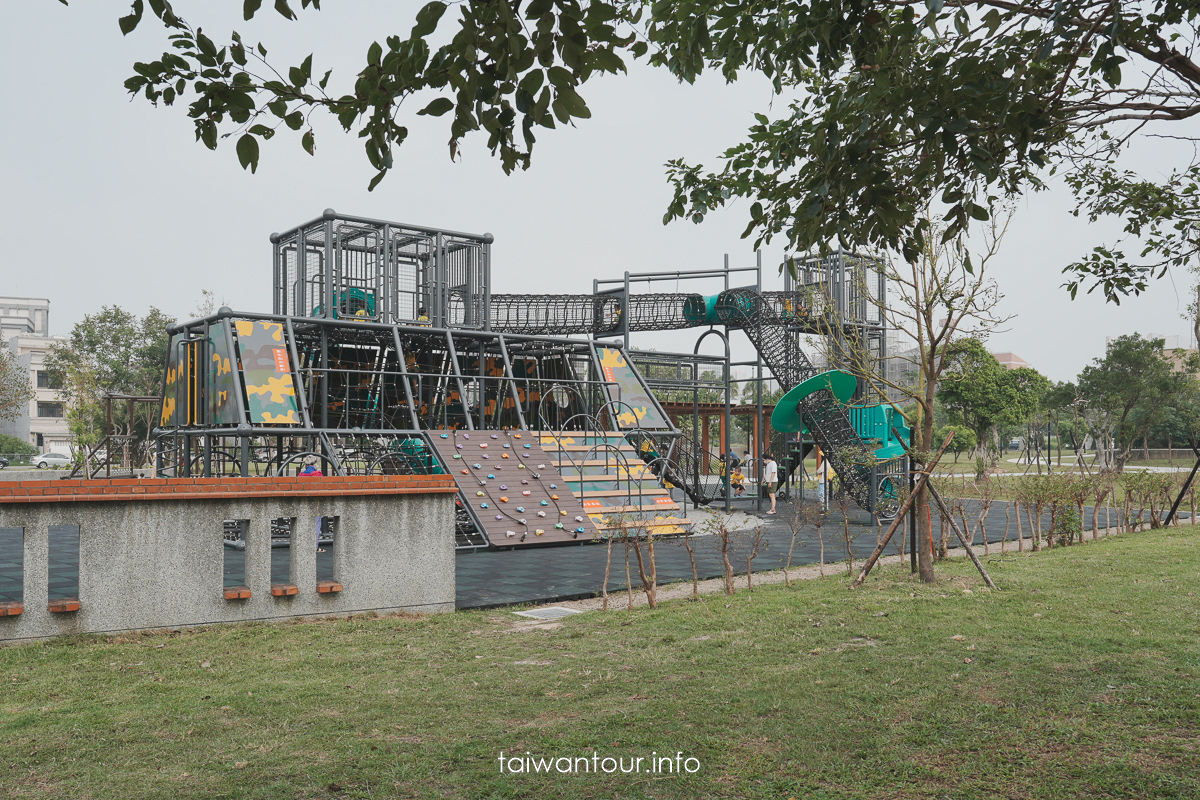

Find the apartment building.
[{"left": 1, "top": 297, "right": 69, "bottom": 453}]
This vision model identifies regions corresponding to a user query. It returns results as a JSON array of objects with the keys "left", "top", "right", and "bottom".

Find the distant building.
[
  {"left": 991, "top": 352, "right": 1029, "bottom": 370},
  {"left": 0, "top": 297, "right": 69, "bottom": 453}
]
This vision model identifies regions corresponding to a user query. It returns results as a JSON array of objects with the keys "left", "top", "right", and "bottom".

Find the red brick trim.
[
  {"left": 270, "top": 584, "right": 299, "bottom": 597},
  {"left": 0, "top": 602, "right": 22, "bottom": 617},
  {"left": 49, "top": 598, "right": 80, "bottom": 613},
  {"left": 223, "top": 586, "right": 252, "bottom": 601},
  {"left": 0, "top": 475, "right": 457, "bottom": 504},
  {"left": 316, "top": 580, "right": 343, "bottom": 593}
]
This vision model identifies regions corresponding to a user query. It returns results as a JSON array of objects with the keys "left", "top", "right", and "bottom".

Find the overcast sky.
[{"left": 3, "top": 2, "right": 1198, "bottom": 383}]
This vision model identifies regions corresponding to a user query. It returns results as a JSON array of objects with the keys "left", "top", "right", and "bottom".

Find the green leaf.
[
  {"left": 119, "top": 0, "right": 144, "bottom": 35},
  {"left": 412, "top": 2, "right": 446, "bottom": 38},
  {"left": 302, "top": 129, "right": 315, "bottom": 155},
  {"left": 418, "top": 97, "right": 454, "bottom": 117},
  {"left": 274, "top": 0, "right": 297, "bottom": 21},
  {"left": 236, "top": 133, "right": 260, "bottom": 173},
  {"left": 367, "top": 41, "right": 382, "bottom": 67},
  {"left": 243, "top": 0, "right": 263, "bottom": 20}
]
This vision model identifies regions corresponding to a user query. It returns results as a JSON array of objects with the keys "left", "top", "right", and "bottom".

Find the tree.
[
  {"left": 1076, "top": 334, "right": 1193, "bottom": 473},
  {"left": 814, "top": 213, "right": 1010, "bottom": 583},
  {"left": 0, "top": 348, "right": 33, "bottom": 425},
  {"left": 45, "top": 306, "right": 174, "bottom": 460},
  {"left": 99, "top": 2, "right": 1200, "bottom": 299},
  {"left": 937, "top": 339, "right": 1048, "bottom": 465},
  {"left": 934, "top": 424, "right": 977, "bottom": 464}
]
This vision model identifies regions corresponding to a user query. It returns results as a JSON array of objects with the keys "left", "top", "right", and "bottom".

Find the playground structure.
[{"left": 155, "top": 210, "right": 909, "bottom": 549}]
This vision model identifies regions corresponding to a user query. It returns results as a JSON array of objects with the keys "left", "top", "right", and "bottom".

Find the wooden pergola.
[{"left": 658, "top": 401, "right": 778, "bottom": 473}]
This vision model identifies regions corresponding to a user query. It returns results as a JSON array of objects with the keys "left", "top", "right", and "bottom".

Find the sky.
[{"left": 3, "top": 2, "right": 1198, "bottom": 383}]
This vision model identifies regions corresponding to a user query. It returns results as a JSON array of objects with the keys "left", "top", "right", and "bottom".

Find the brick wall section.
[{"left": 0, "top": 475, "right": 458, "bottom": 504}]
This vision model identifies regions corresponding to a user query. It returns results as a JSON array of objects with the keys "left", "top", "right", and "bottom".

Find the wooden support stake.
[
  {"left": 923, "top": 480, "right": 999, "bottom": 590},
  {"left": 851, "top": 431, "right": 956, "bottom": 588},
  {"left": 891, "top": 428, "right": 998, "bottom": 590}
]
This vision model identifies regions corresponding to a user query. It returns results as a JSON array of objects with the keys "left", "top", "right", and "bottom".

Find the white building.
[{"left": 1, "top": 297, "right": 69, "bottom": 453}]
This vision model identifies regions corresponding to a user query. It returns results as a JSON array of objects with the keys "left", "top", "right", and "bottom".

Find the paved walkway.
[{"left": 454, "top": 496, "right": 1164, "bottom": 608}]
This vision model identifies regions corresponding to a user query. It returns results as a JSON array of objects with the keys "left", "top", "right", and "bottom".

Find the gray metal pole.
[
  {"left": 283, "top": 318, "right": 314, "bottom": 429},
  {"left": 496, "top": 335, "right": 528, "bottom": 430},
  {"left": 444, "top": 331, "right": 474, "bottom": 430},
  {"left": 323, "top": 217, "right": 335, "bottom": 319},
  {"left": 390, "top": 327, "right": 422, "bottom": 430},
  {"left": 755, "top": 250, "right": 764, "bottom": 513}
]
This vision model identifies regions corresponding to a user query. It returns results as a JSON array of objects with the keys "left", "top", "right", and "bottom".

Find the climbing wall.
[{"left": 427, "top": 430, "right": 599, "bottom": 547}]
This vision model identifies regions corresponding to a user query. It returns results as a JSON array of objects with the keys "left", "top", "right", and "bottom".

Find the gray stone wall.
[{"left": 0, "top": 492, "right": 454, "bottom": 643}]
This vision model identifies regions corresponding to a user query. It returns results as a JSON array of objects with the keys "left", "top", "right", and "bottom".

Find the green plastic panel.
[{"left": 770, "top": 370, "right": 858, "bottom": 433}]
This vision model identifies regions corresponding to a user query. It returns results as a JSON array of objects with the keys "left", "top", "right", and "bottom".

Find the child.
[{"left": 731, "top": 466, "right": 746, "bottom": 497}]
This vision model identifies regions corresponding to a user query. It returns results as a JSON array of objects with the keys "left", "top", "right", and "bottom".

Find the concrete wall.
[{"left": 0, "top": 488, "right": 454, "bottom": 643}]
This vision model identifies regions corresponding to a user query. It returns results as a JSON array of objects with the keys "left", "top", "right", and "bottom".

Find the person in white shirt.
[{"left": 762, "top": 454, "right": 778, "bottom": 514}]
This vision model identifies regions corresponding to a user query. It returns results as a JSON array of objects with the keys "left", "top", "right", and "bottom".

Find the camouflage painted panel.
[
  {"left": 160, "top": 333, "right": 183, "bottom": 427},
  {"left": 234, "top": 320, "right": 299, "bottom": 425},
  {"left": 207, "top": 321, "right": 241, "bottom": 425},
  {"left": 596, "top": 347, "right": 669, "bottom": 430}
]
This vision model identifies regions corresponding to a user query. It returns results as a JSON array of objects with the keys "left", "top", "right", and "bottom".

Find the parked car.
[
  {"left": 34, "top": 452, "right": 72, "bottom": 469},
  {"left": 0, "top": 455, "right": 8, "bottom": 469}
]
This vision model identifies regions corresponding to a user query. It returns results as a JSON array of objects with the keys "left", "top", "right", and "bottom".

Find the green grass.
[{"left": 3, "top": 531, "right": 1199, "bottom": 799}]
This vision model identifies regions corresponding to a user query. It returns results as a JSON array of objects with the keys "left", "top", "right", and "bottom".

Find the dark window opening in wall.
[
  {"left": 36, "top": 371, "right": 62, "bottom": 390},
  {"left": 48, "top": 524, "right": 80, "bottom": 612},
  {"left": 270, "top": 518, "right": 297, "bottom": 596},
  {"left": 35, "top": 433, "right": 43, "bottom": 448},
  {"left": 37, "top": 402, "right": 64, "bottom": 418},
  {"left": 0, "top": 527, "right": 24, "bottom": 613},
  {"left": 316, "top": 517, "right": 341, "bottom": 593},
  {"left": 222, "top": 520, "right": 250, "bottom": 600}
]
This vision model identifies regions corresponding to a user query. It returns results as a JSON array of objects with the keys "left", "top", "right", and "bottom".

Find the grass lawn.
[{"left": 2, "top": 531, "right": 1199, "bottom": 799}]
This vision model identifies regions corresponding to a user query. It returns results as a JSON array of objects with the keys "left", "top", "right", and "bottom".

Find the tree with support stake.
[{"left": 852, "top": 431, "right": 955, "bottom": 588}]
